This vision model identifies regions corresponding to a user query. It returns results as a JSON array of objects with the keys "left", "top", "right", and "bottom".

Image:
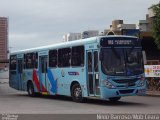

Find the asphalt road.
[{"left": 0, "top": 81, "right": 160, "bottom": 114}]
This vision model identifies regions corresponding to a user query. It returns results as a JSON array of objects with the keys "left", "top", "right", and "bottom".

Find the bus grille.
[
  {"left": 113, "top": 79, "right": 138, "bottom": 84},
  {"left": 119, "top": 89, "right": 134, "bottom": 94}
]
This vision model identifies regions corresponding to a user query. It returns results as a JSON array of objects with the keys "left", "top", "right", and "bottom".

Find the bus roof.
[{"left": 10, "top": 35, "right": 138, "bottom": 55}]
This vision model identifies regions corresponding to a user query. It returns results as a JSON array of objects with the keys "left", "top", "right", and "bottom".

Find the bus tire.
[
  {"left": 109, "top": 97, "right": 121, "bottom": 102},
  {"left": 27, "top": 82, "right": 35, "bottom": 97},
  {"left": 71, "top": 84, "right": 84, "bottom": 103}
]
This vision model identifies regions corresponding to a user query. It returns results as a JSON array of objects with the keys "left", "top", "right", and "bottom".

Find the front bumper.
[{"left": 100, "top": 86, "right": 146, "bottom": 99}]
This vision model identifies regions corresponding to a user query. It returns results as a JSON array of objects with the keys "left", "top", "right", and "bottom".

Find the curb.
[
  {"left": 146, "top": 94, "right": 160, "bottom": 97},
  {"left": 146, "top": 91, "right": 160, "bottom": 97}
]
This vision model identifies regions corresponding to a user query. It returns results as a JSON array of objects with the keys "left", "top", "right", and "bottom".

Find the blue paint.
[{"left": 47, "top": 68, "right": 57, "bottom": 93}]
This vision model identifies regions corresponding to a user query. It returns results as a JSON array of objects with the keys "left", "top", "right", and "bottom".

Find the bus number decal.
[{"left": 68, "top": 72, "right": 79, "bottom": 76}]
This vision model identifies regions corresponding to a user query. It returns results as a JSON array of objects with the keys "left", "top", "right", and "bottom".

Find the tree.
[{"left": 152, "top": 3, "right": 160, "bottom": 49}]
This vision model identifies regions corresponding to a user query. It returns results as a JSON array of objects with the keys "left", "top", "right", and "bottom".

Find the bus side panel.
[
  {"left": 9, "top": 71, "right": 19, "bottom": 90},
  {"left": 45, "top": 68, "right": 57, "bottom": 94},
  {"left": 50, "top": 67, "right": 87, "bottom": 97},
  {"left": 22, "top": 69, "right": 39, "bottom": 92},
  {"left": 9, "top": 71, "right": 25, "bottom": 91}
]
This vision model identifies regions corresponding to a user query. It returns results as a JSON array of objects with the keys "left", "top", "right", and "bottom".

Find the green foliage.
[{"left": 152, "top": 3, "right": 160, "bottom": 49}]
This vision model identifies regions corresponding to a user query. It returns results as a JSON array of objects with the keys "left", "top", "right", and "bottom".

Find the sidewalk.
[
  {"left": 0, "top": 78, "right": 9, "bottom": 84},
  {"left": 146, "top": 90, "right": 160, "bottom": 97},
  {"left": 0, "top": 70, "right": 9, "bottom": 84}
]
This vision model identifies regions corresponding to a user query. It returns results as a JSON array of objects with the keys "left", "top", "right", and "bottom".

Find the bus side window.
[
  {"left": 24, "top": 54, "right": 26, "bottom": 69},
  {"left": 18, "top": 60, "right": 23, "bottom": 73},
  {"left": 26, "top": 52, "right": 38, "bottom": 69},
  {"left": 36, "top": 52, "right": 38, "bottom": 68},
  {"left": 58, "top": 48, "right": 71, "bottom": 67},
  {"left": 49, "top": 50, "right": 57, "bottom": 67},
  {"left": 88, "top": 52, "right": 92, "bottom": 72},
  {"left": 71, "top": 46, "right": 84, "bottom": 67},
  {"left": 26, "top": 53, "right": 31, "bottom": 69},
  {"left": 10, "top": 55, "right": 17, "bottom": 70},
  {"left": 94, "top": 51, "right": 98, "bottom": 72}
]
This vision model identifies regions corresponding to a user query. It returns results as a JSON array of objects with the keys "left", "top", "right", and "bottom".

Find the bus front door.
[
  {"left": 39, "top": 56, "right": 48, "bottom": 93},
  {"left": 87, "top": 50, "right": 100, "bottom": 96},
  {"left": 17, "top": 59, "right": 23, "bottom": 90}
]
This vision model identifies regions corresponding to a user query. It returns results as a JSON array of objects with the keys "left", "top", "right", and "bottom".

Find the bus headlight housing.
[
  {"left": 137, "top": 77, "right": 146, "bottom": 87},
  {"left": 104, "top": 80, "right": 116, "bottom": 89}
]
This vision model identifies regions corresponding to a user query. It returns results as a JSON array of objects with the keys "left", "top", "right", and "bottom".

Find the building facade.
[
  {"left": 0, "top": 17, "right": 8, "bottom": 70},
  {"left": 63, "top": 33, "right": 81, "bottom": 42},
  {"left": 139, "top": 20, "right": 149, "bottom": 31},
  {"left": 63, "top": 30, "right": 99, "bottom": 42},
  {"left": 82, "top": 30, "right": 99, "bottom": 39},
  {"left": 104, "top": 20, "right": 137, "bottom": 36}
]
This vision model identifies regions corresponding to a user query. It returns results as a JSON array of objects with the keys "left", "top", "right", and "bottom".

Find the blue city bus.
[{"left": 9, "top": 35, "right": 146, "bottom": 102}]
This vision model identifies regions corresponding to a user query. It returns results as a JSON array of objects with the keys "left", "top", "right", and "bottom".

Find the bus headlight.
[
  {"left": 137, "top": 77, "right": 146, "bottom": 87},
  {"left": 104, "top": 80, "right": 116, "bottom": 89}
]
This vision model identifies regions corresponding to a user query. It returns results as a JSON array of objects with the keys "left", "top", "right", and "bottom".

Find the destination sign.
[
  {"left": 107, "top": 40, "right": 132, "bottom": 45},
  {"left": 100, "top": 37, "right": 140, "bottom": 47}
]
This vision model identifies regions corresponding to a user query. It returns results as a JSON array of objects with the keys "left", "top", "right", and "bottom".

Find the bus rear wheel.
[
  {"left": 71, "top": 84, "right": 84, "bottom": 103},
  {"left": 109, "top": 97, "right": 121, "bottom": 102},
  {"left": 27, "top": 82, "right": 35, "bottom": 97}
]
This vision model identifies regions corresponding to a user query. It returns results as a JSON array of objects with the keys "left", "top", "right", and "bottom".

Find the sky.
[{"left": 0, "top": 0, "right": 159, "bottom": 51}]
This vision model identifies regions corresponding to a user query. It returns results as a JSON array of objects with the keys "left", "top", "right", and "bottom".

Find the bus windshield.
[{"left": 101, "top": 48, "right": 144, "bottom": 76}]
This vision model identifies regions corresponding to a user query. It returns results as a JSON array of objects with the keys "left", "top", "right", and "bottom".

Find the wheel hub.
[{"left": 74, "top": 88, "right": 81, "bottom": 97}]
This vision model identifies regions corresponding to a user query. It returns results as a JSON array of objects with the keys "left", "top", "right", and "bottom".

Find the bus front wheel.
[
  {"left": 27, "top": 82, "right": 35, "bottom": 97},
  {"left": 109, "top": 97, "right": 121, "bottom": 102},
  {"left": 71, "top": 84, "right": 84, "bottom": 103}
]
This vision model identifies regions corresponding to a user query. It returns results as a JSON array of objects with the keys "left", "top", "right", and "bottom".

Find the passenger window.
[
  {"left": 10, "top": 55, "right": 17, "bottom": 70},
  {"left": 71, "top": 46, "right": 84, "bottom": 67},
  {"left": 49, "top": 50, "right": 57, "bottom": 67},
  {"left": 35, "top": 53, "right": 38, "bottom": 68},
  {"left": 18, "top": 60, "right": 23, "bottom": 73},
  {"left": 23, "top": 54, "right": 26, "bottom": 69},
  {"left": 94, "top": 51, "right": 98, "bottom": 72},
  {"left": 58, "top": 48, "right": 71, "bottom": 67},
  {"left": 25, "top": 52, "right": 38, "bottom": 69},
  {"left": 88, "top": 52, "right": 92, "bottom": 72}
]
